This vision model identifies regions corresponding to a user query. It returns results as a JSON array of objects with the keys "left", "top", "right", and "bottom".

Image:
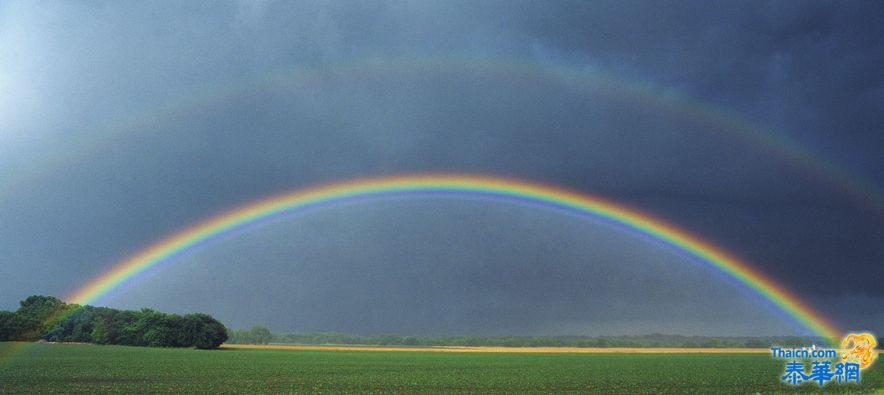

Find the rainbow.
[
  {"left": 4, "top": 56, "right": 883, "bottom": 217},
  {"left": 67, "top": 173, "right": 842, "bottom": 342}
]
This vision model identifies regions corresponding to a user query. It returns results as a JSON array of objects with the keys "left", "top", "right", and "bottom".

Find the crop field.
[
  {"left": 222, "top": 343, "right": 773, "bottom": 354},
  {"left": 1, "top": 342, "right": 882, "bottom": 394}
]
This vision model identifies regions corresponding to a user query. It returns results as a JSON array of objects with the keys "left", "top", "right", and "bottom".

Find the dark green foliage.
[
  {"left": 0, "top": 295, "right": 227, "bottom": 349},
  {"left": 183, "top": 314, "right": 228, "bottom": 349},
  {"left": 85, "top": 307, "right": 226, "bottom": 348},
  {"left": 226, "top": 330, "right": 830, "bottom": 349},
  {"left": 43, "top": 305, "right": 95, "bottom": 342},
  {"left": 14, "top": 295, "right": 69, "bottom": 340},
  {"left": 0, "top": 310, "right": 34, "bottom": 341},
  {"left": 125, "top": 309, "right": 176, "bottom": 347},
  {"left": 227, "top": 326, "right": 272, "bottom": 345},
  {"left": 0, "top": 296, "right": 66, "bottom": 341},
  {"left": 17, "top": 295, "right": 67, "bottom": 321},
  {"left": 249, "top": 326, "right": 272, "bottom": 345},
  {"left": 227, "top": 328, "right": 250, "bottom": 344},
  {"left": 138, "top": 312, "right": 228, "bottom": 349},
  {"left": 90, "top": 307, "right": 139, "bottom": 345}
]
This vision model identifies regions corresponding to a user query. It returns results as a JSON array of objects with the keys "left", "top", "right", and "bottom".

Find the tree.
[
  {"left": 91, "top": 317, "right": 111, "bottom": 345},
  {"left": 184, "top": 314, "right": 228, "bottom": 349},
  {"left": 112, "top": 309, "right": 141, "bottom": 346},
  {"left": 134, "top": 309, "right": 181, "bottom": 347},
  {"left": 249, "top": 326, "right": 272, "bottom": 345},
  {"left": 2, "top": 295, "right": 228, "bottom": 349},
  {"left": 745, "top": 338, "right": 767, "bottom": 348},
  {"left": 43, "top": 305, "right": 96, "bottom": 343},
  {"left": 226, "top": 328, "right": 252, "bottom": 344},
  {"left": 15, "top": 295, "right": 69, "bottom": 341},
  {"left": 0, "top": 311, "right": 30, "bottom": 341}
]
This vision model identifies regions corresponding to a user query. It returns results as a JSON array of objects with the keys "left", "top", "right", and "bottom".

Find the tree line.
[
  {"left": 224, "top": 329, "right": 834, "bottom": 348},
  {"left": 0, "top": 295, "right": 227, "bottom": 349},
  {"left": 227, "top": 326, "right": 274, "bottom": 345}
]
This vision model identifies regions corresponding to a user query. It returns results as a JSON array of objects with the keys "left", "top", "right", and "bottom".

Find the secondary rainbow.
[
  {"left": 6, "top": 56, "right": 883, "bottom": 218},
  {"left": 67, "top": 173, "right": 842, "bottom": 341}
]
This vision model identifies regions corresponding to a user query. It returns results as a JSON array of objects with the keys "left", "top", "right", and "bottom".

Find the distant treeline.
[
  {"left": 227, "top": 329, "right": 831, "bottom": 348},
  {"left": 0, "top": 295, "right": 227, "bottom": 349}
]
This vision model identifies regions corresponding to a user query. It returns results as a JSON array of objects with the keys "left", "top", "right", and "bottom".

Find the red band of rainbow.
[{"left": 67, "top": 173, "right": 842, "bottom": 342}]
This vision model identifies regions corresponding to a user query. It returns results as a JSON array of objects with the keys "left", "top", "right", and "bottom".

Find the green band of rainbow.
[
  {"left": 6, "top": 57, "right": 883, "bottom": 218},
  {"left": 67, "top": 173, "right": 842, "bottom": 341}
]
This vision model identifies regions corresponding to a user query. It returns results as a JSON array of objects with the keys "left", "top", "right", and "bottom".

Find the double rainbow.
[{"left": 68, "top": 173, "right": 842, "bottom": 341}]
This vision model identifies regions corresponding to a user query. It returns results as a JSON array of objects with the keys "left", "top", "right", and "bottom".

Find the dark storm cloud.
[
  {"left": 1, "top": 1, "right": 881, "bottom": 334},
  {"left": 513, "top": 0, "right": 884, "bottom": 181},
  {"left": 498, "top": 0, "right": 884, "bottom": 305}
]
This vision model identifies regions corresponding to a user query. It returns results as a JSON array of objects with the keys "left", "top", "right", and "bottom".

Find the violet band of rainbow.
[
  {"left": 6, "top": 57, "right": 882, "bottom": 217},
  {"left": 67, "top": 173, "right": 842, "bottom": 342}
]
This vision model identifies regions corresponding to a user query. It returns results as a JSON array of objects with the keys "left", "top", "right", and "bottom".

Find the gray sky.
[{"left": 1, "top": 0, "right": 881, "bottom": 336}]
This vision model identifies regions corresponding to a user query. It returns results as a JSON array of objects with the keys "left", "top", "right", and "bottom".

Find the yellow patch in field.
[{"left": 222, "top": 344, "right": 770, "bottom": 354}]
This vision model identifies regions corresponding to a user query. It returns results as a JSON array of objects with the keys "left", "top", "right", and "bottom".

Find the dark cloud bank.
[{"left": 0, "top": 1, "right": 881, "bottom": 335}]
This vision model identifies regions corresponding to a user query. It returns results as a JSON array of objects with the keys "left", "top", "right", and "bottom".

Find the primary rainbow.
[{"left": 67, "top": 173, "right": 842, "bottom": 341}]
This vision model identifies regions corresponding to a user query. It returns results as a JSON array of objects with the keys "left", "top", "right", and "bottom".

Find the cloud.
[{"left": 0, "top": 1, "right": 880, "bottom": 335}]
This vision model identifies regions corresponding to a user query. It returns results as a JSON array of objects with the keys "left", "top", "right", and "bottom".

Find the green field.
[{"left": 1, "top": 343, "right": 882, "bottom": 394}]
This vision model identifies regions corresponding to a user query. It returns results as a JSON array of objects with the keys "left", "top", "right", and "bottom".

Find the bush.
[{"left": 0, "top": 295, "right": 228, "bottom": 349}]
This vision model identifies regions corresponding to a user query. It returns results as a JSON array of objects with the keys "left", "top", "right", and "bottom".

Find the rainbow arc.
[{"left": 67, "top": 173, "right": 842, "bottom": 342}]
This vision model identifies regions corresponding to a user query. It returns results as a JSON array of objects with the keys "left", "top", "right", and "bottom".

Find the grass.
[
  {"left": 222, "top": 343, "right": 773, "bottom": 353},
  {"left": 0, "top": 342, "right": 881, "bottom": 394}
]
